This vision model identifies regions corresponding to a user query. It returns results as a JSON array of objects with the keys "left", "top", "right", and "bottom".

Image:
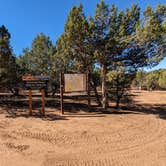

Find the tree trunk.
[
  {"left": 90, "top": 80, "right": 102, "bottom": 106},
  {"left": 116, "top": 75, "right": 120, "bottom": 109},
  {"left": 101, "top": 64, "right": 107, "bottom": 109},
  {"left": 116, "top": 98, "right": 120, "bottom": 109}
]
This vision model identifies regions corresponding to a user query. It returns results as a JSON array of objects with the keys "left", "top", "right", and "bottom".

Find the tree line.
[
  {"left": 0, "top": 1, "right": 165, "bottom": 109},
  {"left": 133, "top": 69, "right": 166, "bottom": 90}
]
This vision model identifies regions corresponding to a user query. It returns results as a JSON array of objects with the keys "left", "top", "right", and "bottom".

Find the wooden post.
[
  {"left": 29, "top": 89, "right": 32, "bottom": 115},
  {"left": 60, "top": 72, "right": 64, "bottom": 115},
  {"left": 41, "top": 89, "right": 45, "bottom": 115},
  {"left": 87, "top": 72, "right": 91, "bottom": 107}
]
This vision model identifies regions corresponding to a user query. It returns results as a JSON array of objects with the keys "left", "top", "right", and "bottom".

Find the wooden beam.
[
  {"left": 60, "top": 72, "right": 64, "bottom": 115},
  {"left": 29, "top": 89, "right": 32, "bottom": 115},
  {"left": 41, "top": 89, "right": 45, "bottom": 116},
  {"left": 87, "top": 72, "right": 91, "bottom": 107}
]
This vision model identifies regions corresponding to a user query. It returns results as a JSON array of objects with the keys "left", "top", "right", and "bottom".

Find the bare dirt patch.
[{"left": 0, "top": 91, "right": 166, "bottom": 166}]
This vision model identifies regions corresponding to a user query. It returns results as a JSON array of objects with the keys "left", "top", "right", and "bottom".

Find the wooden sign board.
[
  {"left": 22, "top": 75, "right": 50, "bottom": 81},
  {"left": 64, "top": 74, "right": 87, "bottom": 92},
  {"left": 22, "top": 75, "right": 49, "bottom": 115},
  {"left": 24, "top": 81, "right": 47, "bottom": 90},
  {"left": 22, "top": 75, "right": 49, "bottom": 90}
]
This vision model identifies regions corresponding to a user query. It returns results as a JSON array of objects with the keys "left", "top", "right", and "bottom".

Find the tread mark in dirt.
[{"left": 4, "top": 142, "right": 29, "bottom": 152}]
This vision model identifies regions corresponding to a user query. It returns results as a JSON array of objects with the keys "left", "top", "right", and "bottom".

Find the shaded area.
[
  {"left": 0, "top": 96, "right": 67, "bottom": 121},
  {"left": 121, "top": 104, "right": 166, "bottom": 120},
  {"left": 0, "top": 107, "right": 67, "bottom": 121},
  {"left": 0, "top": 92, "right": 166, "bottom": 120}
]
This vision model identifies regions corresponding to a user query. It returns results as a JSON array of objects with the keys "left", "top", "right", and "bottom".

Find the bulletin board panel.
[{"left": 64, "top": 74, "right": 87, "bottom": 92}]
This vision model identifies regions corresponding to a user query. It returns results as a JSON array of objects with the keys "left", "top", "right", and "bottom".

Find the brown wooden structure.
[
  {"left": 22, "top": 74, "right": 49, "bottom": 115},
  {"left": 60, "top": 73, "right": 90, "bottom": 115}
]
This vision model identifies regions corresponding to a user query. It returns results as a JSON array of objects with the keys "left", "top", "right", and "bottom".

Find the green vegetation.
[
  {"left": 133, "top": 69, "right": 166, "bottom": 90},
  {"left": 0, "top": 1, "right": 166, "bottom": 108},
  {"left": 0, "top": 25, "right": 20, "bottom": 94},
  {"left": 107, "top": 64, "right": 135, "bottom": 108}
]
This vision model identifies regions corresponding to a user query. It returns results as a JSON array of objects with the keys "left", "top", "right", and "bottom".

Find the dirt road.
[{"left": 0, "top": 91, "right": 166, "bottom": 166}]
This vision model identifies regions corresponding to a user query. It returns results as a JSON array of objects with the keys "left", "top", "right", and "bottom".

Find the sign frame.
[
  {"left": 64, "top": 73, "right": 87, "bottom": 93},
  {"left": 22, "top": 74, "right": 49, "bottom": 116},
  {"left": 60, "top": 72, "right": 90, "bottom": 115}
]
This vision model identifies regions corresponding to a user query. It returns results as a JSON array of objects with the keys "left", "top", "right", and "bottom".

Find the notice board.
[{"left": 64, "top": 74, "right": 87, "bottom": 92}]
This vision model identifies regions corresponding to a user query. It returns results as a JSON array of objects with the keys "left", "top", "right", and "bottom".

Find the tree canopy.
[{"left": 133, "top": 69, "right": 166, "bottom": 90}]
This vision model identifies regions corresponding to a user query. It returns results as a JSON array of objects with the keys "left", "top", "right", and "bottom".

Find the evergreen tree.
[
  {"left": 31, "top": 33, "right": 54, "bottom": 75},
  {"left": 17, "top": 33, "right": 56, "bottom": 93},
  {"left": 158, "top": 69, "right": 166, "bottom": 89},
  {"left": 56, "top": 4, "right": 102, "bottom": 105},
  {"left": 136, "top": 5, "right": 166, "bottom": 67},
  {"left": 18, "top": 33, "right": 54, "bottom": 75},
  {"left": 132, "top": 69, "right": 146, "bottom": 90},
  {"left": 90, "top": 2, "right": 140, "bottom": 108},
  {"left": 107, "top": 64, "right": 135, "bottom": 108},
  {"left": 56, "top": 4, "right": 93, "bottom": 72},
  {"left": 89, "top": 1, "right": 111, "bottom": 109},
  {"left": 0, "top": 25, "right": 18, "bottom": 93}
]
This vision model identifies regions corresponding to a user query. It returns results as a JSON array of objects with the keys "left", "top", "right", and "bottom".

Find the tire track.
[
  {"left": 42, "top": 158, "right": 123, "bottom": 166},
  {"left": 4, "top": 142, "right": 29, "bottom": 152},
  {"left": 8, "top": 116, "right": 165, "bottom": 153},
  {"left": 1, "top": 115, "right": 166, "bottom": 166}
]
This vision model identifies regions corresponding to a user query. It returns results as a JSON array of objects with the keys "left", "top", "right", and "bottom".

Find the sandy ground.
[{"left": 0, "top": 91, "right": 166, "bottom": 166}]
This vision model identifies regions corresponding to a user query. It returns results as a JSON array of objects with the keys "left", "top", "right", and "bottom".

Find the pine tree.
[
  {"left": 107, "top": 64, "right": 135, "bottom": 108},
  {"left": 158, "top": 70, "right": 166, "bottom": 89},
  {"left": 89, "top": 0, "right": 111, "bottom": 109},
  {"left": 18, "top": 33, "right": 54, "bottom": 75},
  {"left": 0, "top": 25, "right": 12, "bottom": 82},
  {"left": 136, "top": 5, "right": 166, "bottom": 67},
  {"left": 0, "top": 25, "right": 18, "bottom": 92},
  {"left": 90, "top": 2, "right": 140, "bottom": 109},
  {"left": 56, "top": 4, "right": 93, "bottom": 72},
  {"left": 31, "top": 33, "right": 54, "bottom": 75},
  {"left": 56, "top": 4, "right": 103, "bottom": 105}
]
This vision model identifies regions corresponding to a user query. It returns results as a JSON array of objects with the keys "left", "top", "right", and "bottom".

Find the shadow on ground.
[
  {"left": 121, "top": 104, "right": 166, "bottom": 120},
  {"left": 0, "top": 94, "right": 165, "bottom": 120},
  {"left": 0, "top": 97, "right": 68, "bottom": 121}
]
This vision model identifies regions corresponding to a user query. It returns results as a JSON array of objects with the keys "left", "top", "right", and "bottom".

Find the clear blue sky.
[{"left": 0, "top": 0, "right": 165, "bottom": 70}]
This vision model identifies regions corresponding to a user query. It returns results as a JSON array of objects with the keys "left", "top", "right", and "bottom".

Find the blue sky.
[{"left": 0, "top": 0, "right": 165, "bottom": 70}]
